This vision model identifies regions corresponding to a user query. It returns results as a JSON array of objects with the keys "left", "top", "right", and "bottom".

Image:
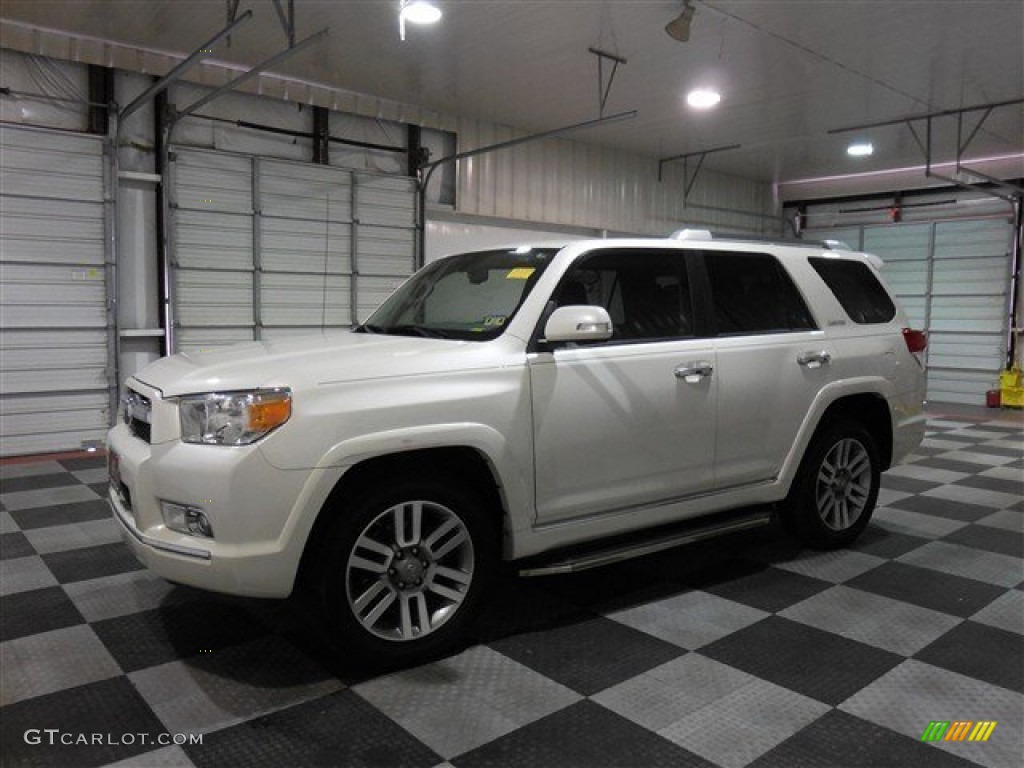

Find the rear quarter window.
[{"left": 809, "top": 257, "right": 896, "bottom": 324}]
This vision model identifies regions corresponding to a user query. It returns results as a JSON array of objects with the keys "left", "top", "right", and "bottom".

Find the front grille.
[{"left": 122, "top": 390, "right": 152, "bottom": 443}]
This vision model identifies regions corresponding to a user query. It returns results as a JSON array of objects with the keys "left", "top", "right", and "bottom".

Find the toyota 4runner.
[{"left": 108, "top": 230, "right": 927, "bottom": 663}]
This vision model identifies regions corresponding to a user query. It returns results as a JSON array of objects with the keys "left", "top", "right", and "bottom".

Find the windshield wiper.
[
  {"left": 382, "top": 324, "right": 453, "bottom": 339},
  {"left": 354, "top": 323, "right": 386, "bottom": 334}
]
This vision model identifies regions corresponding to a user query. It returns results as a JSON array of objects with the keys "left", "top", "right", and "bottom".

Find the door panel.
[
  {"left": 530, "top": 340, "right": 716, "bottom": 524},
  {"left": 714, "top": 331, "right": 831, "bottom": 486}
]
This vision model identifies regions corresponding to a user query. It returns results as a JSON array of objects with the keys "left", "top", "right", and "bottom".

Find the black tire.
[
  {"left": 315, "top": 474, "right": 497, "bottom": 667},
  {"left": 782, "top": 419, "right": 880, "bottom": 549}
]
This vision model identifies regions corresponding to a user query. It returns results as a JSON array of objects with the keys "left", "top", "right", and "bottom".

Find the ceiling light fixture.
[
  {"left": 665, "top": 1, "right": 697, "bottom": 43},
  {"left": 399, "top": 0, "right": 442, "bottom": 41},
  {"left": 686, "top": 88, "right": 721, "bottom": 109},
  {"left": 847, "top": 141, "right": 874, "bottom": 157}
]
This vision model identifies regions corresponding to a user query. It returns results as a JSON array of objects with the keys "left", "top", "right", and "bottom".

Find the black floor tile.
[
  {"left": 848, "top": 524, "right": 929, "bottom": 559},
  {"left": 910, "top": 457, "right": 995, "bottom": 475},
  {"left": 0, "top": 586, "right": 85, "bottom": 642},
  {"left": 87, "top": 483, "right": 110, "bottom": 498},
  {"left": 0, "top": 472, "right": 78, "bottom": 495},
  {"left": 1, "top": 531, "right": 35, "bottom": 560},
  {"left": 59, "top": 456, "right": 108, "bottom": 472},
  {"left": 475, "top": 575, "right": 593, "bottom": 643},
  {"left": 748, "top": 709, "right": 979, "bottom": 768},
  {"left": 42, "top": 542, "right": 144, "bottom": 584},
  {"left": 0, "top": 677, "right": 167, "bottom": 768},
  {"left": 91, "top": 598, "right": 270, "bottom": 672},
  {"left": 974, "top": 424, "right": 1024, "bottom": 434},
  {"left": 965, "top": 444, "right": 1024, "bottom": 459},
  {"left": 690, "top": 560, "right": 832, "bottom": 613},
  {"left": 880, "top": 475, "right": 943, "bottom": 494},
  {"left": 943, "top": 524, "right": 1024, "bottom": 558},
  {"left": 886, "top": 494, "right": 995, "bottom": 523},
  {"left": 8, "top": 499, "right": 111, "bottom": 530},
  {"left": 915, "top": 621, "right": 1024, "bottom": 694},
  {"left": 490, "top": 616, "right": 685, "bottom": 695},
  {"left": 700, "top": 616, "right": 902, "bottom": 706},
  {"left": 453, "top": 700, "right": 715, "bottom": 768},
  {"left": 846, "top": 561, "right": 1005, "bottom": 618},
  {"left": 954, "top": 473, "right": 1024, "bottom": 496},
  {"left": 187, "top": 689, "right": 441, "bottom": 768}
]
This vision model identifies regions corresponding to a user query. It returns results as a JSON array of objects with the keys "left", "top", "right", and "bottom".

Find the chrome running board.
[{"left": 518, "top": 510, "right": 773, "bottom": 577}]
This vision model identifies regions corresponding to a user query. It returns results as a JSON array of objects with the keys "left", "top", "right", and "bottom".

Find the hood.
[{"left": 135, "top": 331, "right": 521, "bottom": 397}]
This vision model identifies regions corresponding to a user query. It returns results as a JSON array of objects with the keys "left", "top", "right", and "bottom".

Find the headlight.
[{"left": 177, "top": 389, "right": 291, "bottom": 446}]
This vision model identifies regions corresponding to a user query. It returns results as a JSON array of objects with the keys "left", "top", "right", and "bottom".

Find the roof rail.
[
  {"left": 669, "top": 228, "right": 713, "bottom": 241},
  {"left": 667, "top": 229, "right": 853, "bottom": 251}
]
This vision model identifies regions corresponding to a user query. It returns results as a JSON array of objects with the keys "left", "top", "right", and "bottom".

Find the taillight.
[{"left": 902, "top": 328, "right": 927, "bottom": 354}]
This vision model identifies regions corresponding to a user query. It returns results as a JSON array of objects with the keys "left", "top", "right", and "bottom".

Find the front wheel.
[
  {"left": 316, "top": 476, "right": 496, "bottom": 666},
  {"left": 783, "top": 420, "right": 880, "bottom": 549}
]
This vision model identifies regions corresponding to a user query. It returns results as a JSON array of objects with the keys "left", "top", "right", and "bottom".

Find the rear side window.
[
  {"left": 704, "top": 251, "right": 816, "bottom": 335},
  {"left": 809, "top": 257, "right": 896, "bottom": 324}
]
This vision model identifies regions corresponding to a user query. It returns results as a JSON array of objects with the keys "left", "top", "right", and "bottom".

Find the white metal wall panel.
[
  {"left": 863, "top": 224, "right": 930, "bottom": 329},
  {"left": 452, "top": 116, "right": 778, "bottom": 237},
  {"left": 928, "top": 219, "right": 1011, "bottom": 404},
  {"left": 170, "top": 148, "right": 415, "bottom": 351},
  {"left": 0, "top": 125, "right": 109, "bottom": 456},
  {"left": 170, "top": 148, "right": 255, "bottom": 353}
]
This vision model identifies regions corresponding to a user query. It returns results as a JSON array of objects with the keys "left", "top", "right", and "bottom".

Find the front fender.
[{"left": 284, "top": 422, "right": 534, "bottom": 564}]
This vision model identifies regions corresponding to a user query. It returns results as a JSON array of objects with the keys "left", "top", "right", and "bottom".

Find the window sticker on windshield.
[
  {"left": 506, "top": 267, "right": 536, "bottom": 280},
  {"left": 483, "top": 315, "right": 507, "bottom": 327}
]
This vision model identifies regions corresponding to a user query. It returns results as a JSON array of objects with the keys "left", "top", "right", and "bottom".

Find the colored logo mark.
[{"left": 921, "top": 721, "right": 997, "bottom": 742}]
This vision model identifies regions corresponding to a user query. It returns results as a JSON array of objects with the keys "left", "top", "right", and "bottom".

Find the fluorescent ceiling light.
[
  {"left": 399, "top": 1, "right": 442, "bottom": 40},
  {"left": 401, "top": 1, "right": 442, "bottom": 25},
  {"left": 847, "top": 141, "right": 874, "bottom": 157},
  {"left": 686, "top": 88, "right": 721, "bottom": 109}
]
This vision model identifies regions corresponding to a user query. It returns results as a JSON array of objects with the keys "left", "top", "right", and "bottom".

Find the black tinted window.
[
  {"left": 705, "top": 251, "right": 816, "bottom": 334},
  {"left": 556, "top": 249, "right": 693, "bottom": 341},
  {"left": 809, "top": 257, "right": 896, "bottom": 324}
]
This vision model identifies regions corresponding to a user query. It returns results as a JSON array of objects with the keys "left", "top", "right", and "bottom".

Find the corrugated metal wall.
[
  {"left": 450, "top": 117, "right": 779, "bottom": 237},
  {"left": 169, "top": 147, "right": 415, "bottom": 353},
  {"left": 803, "top": 211, "right": 1014, "bottom": 405},
  {"left": 0, "top": 125, "right": 112, "bottom": 456}
]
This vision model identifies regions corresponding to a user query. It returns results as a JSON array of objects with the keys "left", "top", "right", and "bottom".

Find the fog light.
[{"left": 161, "top": 501, "right": 215, "bottom": 538}]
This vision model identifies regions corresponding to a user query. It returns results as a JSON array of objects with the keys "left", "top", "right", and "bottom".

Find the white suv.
[{"left": 108, "top": 231, "right": 927, "bottom": 664}]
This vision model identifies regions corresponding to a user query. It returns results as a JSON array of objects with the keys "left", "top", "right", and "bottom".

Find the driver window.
[{"left": 559, "top": 249, "right": 693, "bottom": 342}]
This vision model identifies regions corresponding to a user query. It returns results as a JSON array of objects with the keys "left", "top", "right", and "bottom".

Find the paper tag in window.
[
  {"left": 506, "top": 267, "right": 535, "bottom": 280},
  {"left": 483, "top": 315, "right": 507, "bottom": 327}
]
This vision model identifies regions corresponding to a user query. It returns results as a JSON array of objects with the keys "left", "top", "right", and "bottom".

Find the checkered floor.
[{"left": 2, "top": 407, "right": 1022, "bottom": 768}]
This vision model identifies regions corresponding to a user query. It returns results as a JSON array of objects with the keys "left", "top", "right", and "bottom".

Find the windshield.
[{"left": 358, "top": 247, "right": 559, "bottom": 341}]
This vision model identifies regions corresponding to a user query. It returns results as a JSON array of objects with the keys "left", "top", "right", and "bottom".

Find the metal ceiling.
[{"left": 2, "top": 0, "right": 1022, "bottom": 186}]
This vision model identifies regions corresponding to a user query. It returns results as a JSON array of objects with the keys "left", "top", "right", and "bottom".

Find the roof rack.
[{"left": 668, "top": 228, "right": 852, "bottom": 251}]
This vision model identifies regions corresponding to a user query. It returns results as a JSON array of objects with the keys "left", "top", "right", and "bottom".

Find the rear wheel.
[
  {"left": 316, "top": 475, "right": 496, "bottom": 666},
  {"left": 783, "top": 420, "right": 880, "bottom": 549}
]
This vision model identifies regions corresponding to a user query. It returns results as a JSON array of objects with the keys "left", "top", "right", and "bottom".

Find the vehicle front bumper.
[{"left": 107, "top": 422, "right": 316, "bottom": 598}]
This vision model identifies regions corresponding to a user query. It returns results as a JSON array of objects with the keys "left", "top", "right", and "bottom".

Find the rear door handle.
[
  {"left": 675, "top": 362, "right": 713, "bottom": 382},
  {"left": 797, "top": 351, "right": 832, "bottom": 369}
]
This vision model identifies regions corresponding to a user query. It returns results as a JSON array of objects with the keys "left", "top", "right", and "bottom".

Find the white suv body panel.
[{"left": 108, "top": 237, "right": 926, "bottom": 598}]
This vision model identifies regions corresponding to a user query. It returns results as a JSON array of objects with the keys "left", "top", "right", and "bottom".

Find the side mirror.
[{"left": 543, "top": 305, "right": 614, "bottom": 343}]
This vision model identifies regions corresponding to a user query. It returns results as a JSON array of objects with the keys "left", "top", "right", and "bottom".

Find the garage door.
[
  {"left": 0, "top": 126, "right": 112, "bottom": 457},
  {"left": 806, "top": 218, "right": 1013, "bottom": 404},
  {"left": 169, "top": 148, "right": 415, "bottom": 354}
]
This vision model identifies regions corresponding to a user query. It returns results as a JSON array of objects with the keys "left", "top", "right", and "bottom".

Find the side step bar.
[{"left": 518, "top": 510, "right": 773, "bottom": 577}]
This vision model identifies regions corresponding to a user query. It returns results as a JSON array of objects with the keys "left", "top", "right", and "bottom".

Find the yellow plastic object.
[{"left": 1002, "top": 387, "right": 1024, "bottom": 408}]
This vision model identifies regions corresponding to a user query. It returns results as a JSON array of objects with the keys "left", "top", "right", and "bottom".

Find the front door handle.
[
  {"left": 797, "top": 350, "right": 832, "bottom": 369},
  {"left": 675, "top": 362, "right": 714, "bottom": 382}
]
